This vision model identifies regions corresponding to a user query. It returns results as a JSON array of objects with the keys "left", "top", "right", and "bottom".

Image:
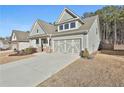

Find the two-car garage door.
[{"left": 54, "top": 38, "right": 81, "bottom": 54}]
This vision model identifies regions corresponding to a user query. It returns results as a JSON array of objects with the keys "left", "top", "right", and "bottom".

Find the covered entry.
[{"left": 54, "top": 38, "right": 81, "bottom": 54}]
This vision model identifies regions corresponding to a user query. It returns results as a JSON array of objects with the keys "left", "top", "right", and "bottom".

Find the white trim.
[
  {"left": 47, "top": 37, "right": 50, "bottom": 46},
  {"left": 11, "top": 33, "right": 17, "bottom": 41},
  {"left": 30, "top": 21, "right": 37, "bottom": 36},
  {"left": 58, "top": 10, "right": 66, "bottom": 23},
  {"left": 64, "top": 8, "right": 80, "bottom": 18}
]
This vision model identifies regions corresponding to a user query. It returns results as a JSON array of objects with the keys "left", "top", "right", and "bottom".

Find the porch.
[{"left": 29, "top": 35, "right": 52, "bottom": 52}]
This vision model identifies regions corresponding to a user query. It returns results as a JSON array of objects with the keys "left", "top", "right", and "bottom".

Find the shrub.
[
  {"left": 25, "top": 48, "right": 37, "bottom": 54},
  {"left": 19, "top": 49, "right": 26, "bottom": 55},
  {"left": 9, "top": 48, "right": 37, "bottom": 56},
  {"left": 80, "top": 48, "right": 90, "bottom": 58},
  {"left": 14, "top": 48, "right": 17, "bottom": 52},
  {"left": 14, "top": 48, "right": 20, "bottom": 54},
  {"left": 79, "top": 50, "right": 84, "bottom": 57},
  {"left": 83, "top": 48, "right": 89, "bottom": 58}
]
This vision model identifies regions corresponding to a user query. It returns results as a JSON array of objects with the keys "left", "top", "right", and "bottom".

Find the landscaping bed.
[
  {"left": 0, "top": 48, "right": 37, "bottom": 65},
  {"left": 101, "top": 50, "right": 124, "bottom": 55},
  {"left": 9, "top": 48, "right": 37, "bottom": 56}
]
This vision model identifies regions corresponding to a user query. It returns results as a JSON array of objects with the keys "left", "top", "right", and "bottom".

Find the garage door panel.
[
  {"left": 54, "top": 41, "right": 59, "bottom": 52},
  {"left": 74, "top": 39, "right": 81, "bottom": 53},
  {"left": 59, "top": 40, "right": 65, "bottom": 53},
  {"left": 54, "top": 40, "right": 65, "bottom": 53},
  {"left": 54, "top": 38, "right": 81, "bottom": 54},
  {"left": 54, "top": 41, "right": 57, "bottom": 52},
  {"left": 66, "top": 40, "right": 72, "bottom": 53}
]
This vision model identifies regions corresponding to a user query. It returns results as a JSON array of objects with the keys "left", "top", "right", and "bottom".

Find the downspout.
[
  {"left": 49, "top": 34, "right": 52, "bottom": 53},
  {"left": 83, "top": 31, "right": 88, "bottom": 49}
]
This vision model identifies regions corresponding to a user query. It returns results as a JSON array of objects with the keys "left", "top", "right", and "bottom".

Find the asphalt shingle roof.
[
  {"left": 29, "top": 15, "right": 98, "bottom": 38},
  {"left": 12, "top": 30, "right": 29, "bottom": 42},
  {"left": 81, "top": 15, "right": 98, "bottom": 30},
  {"left": 37, "top": 19, "right": 56, "bottom": 34}
]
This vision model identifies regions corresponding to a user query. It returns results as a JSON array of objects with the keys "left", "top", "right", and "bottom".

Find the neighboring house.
[
  {"left": 0, "top": 39, "right": 10, "bottom": 50},
  {"left": 10, "top": 30, "right": 30, "bottom": 50},
  {"left": 29, "top": 8, "right": 100, "bottom": 54}
]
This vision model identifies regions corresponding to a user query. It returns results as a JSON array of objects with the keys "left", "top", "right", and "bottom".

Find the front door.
[{"left": 41, "top": 40, "right": 43, "bottom": 52}]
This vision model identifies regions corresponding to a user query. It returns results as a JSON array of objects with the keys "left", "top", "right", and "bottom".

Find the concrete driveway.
[{"left": 0, "top": 53, "right": 78, "bottom": 87}]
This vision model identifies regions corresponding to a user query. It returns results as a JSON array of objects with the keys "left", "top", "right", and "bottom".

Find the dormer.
[{"left": 55, "top": 8, "right": 84, "bottom": 32}]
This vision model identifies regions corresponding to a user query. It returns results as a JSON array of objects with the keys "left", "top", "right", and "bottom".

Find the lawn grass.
[{"left": 38, "top": 53, "right": 124, "bottom": 87}]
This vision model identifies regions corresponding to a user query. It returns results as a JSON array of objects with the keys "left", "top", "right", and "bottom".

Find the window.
[
  {"left": 59, "top": 25, "right": 63, "bottom": 30},
  {"left": 70, "top": 22, "right": 76, "bottom": 28},
  {"left": 64, "top": 23, "right": 69, "bottom": 29},
  {"left": 36, "top": 39, "right": 39, "bottom": 44},
  {"left": 43, "top": 39, "right": 48, "bottom": 44},
  {"left": 37, "top": 29, "right": 39, "bottom": 33},
  {"left": 59, "top": 22, "right": 76, "bottom": 31}
]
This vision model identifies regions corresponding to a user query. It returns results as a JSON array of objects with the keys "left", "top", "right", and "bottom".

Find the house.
[
  {"left": 10, "top": 30, "right": 30, "bottom": 50},
  {"left": 0, "top": 39, "right": 10, "bottom": 50},
  {"left": 29, "top": 8, "right": 100, "bottom": 54}
]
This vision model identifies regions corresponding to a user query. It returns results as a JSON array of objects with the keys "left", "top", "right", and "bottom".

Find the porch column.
[
  {"left": 47, "top": 37, "right": 50, "bottom": 47},
  {"left": 39, "top": 38, "right": 41, "bottom": 47}
]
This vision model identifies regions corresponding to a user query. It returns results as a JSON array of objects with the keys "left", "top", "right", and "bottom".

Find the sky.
[{"left": 0, "top": 5, "right": 104, "bottom": 37}]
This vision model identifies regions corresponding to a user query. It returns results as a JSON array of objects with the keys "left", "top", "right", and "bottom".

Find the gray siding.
[{"left": 87, "top": 17, "right": 100, "bottom": 54}]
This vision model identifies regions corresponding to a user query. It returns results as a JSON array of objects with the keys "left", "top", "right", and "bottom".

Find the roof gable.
[
  {"left": 30, "top": 21, "right": 46, "bottom": 36},
  {"left": 30, "top": 19, "right": 56, "bottom": 37},
  {"left": 56, "top": 8, "right": 84, "bottom": 24},
  {"left": 56, "top": 8, "right": 80, "bottom": 23},
  {"left": 11, "top": 30, "right": 29, "bottom": 42}
]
